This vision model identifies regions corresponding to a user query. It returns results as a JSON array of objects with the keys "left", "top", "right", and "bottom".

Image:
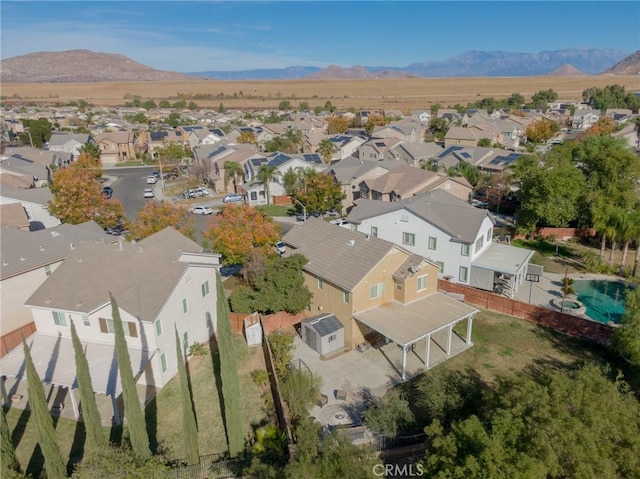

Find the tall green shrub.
[
  {"left": 70, "top": 320, "right": 106, "bottom": 454},
  {"left": 110, "top": 293, "right": 151, "bottom": 459},
  {"left": 1, "top": 406, "right": 20, "bottom": 476},
  {"left": 215, "top": 272, "right": 243, "bottom": 456},
  {"left": 22, "top": 336, "right": 67, "bottom": 479},
  {"left": 175, "top": 328, "right": 199, "bottom": 464}
]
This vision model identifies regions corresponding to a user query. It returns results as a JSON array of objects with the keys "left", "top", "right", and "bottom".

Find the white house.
[
  {"left": 571, "top": 109, "right": 601, "bottom": 130},
  {"left": 0, "top": 227, "right": 221, "bottom": 423},
  {"left": 346, "top": 189, "right": 533, "bottom": 297},
  {"left": 47, "top": 132, "right": 91, "bottom": 159}
]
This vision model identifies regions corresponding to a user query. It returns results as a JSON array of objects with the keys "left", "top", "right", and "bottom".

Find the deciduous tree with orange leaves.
[
  {"left": 129, "top": 201, "right": 195, "bottom": 241},
  {"left": 203, "top": 204, "right": 281, "bottom": 265}
]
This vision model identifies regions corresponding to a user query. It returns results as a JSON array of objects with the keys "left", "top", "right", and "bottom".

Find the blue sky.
[{"left": 1, "top": 1, "right": 638, "bottom": 72}]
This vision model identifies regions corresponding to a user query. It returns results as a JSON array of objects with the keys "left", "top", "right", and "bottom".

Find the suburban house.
[
  {"left": 371, "top": 121, "right": 424, "bottom": 144},
  {"left": 0, "top": 203, "right": 30, "bottom": 230},
  {"left": 47, "top": 132, "right": 92, "bottom": 159},
  {"left": 383, "top": 142, "right": 444, "bottom": 167},
  {"left": 345, "top": 189, "right": 534, "bottom": 298},
  {"left": 1, "top": 146, "right": 73, "bottom": 186},
  {"left": 136, "top": 129, "right": 187, "bottom": 157},
  {"left": 435, "top": 145, "right": 522, "bottom": 174},
  {"left": 95, "top": 131, "right": 137, "bottom": 165},
  {"left": 0, "top": 183, "right": 61, "bottom": 230},
  {"left": 327, "top": 134, "right": 367, "bottom": 162},
  {"left": 282, "top": 218, "right": 478, "bottom": 380},
  {"left": 0, "top": 227, "right": 221, "bottom": 423},
  {"left": 329, "top": 156, "right": 392, "bottom": 213},
  {"left": 359, "top": 164, "right": 473, "bottom": 203},
  {"left": 357, "top": 137, "right": 403, "bottom": 161},
  {"left": 243, "top": 152, "right": 325, "bottom": 206},
  {"left": 571, "top": 109, "right": 601, "bottom": 130},
  {"left": 211, "top": 147, "right": 266, "bottom": 195},
  {"left": 0, "top": 222, "right": 112, "bottom": 357}
]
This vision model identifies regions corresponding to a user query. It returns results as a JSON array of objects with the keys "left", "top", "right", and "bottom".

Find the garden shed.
[
  {"left": 301, "top": 313, "right": 344, "bottom": 357},
  {"left": 244, "top": 313, "right": 263, "bottom": 347}
]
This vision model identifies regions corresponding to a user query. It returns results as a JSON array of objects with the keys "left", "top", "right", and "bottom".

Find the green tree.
[
  {"left": 317, "top": 138, "right": 336, "bottom": 164},
  {"left": 278, "top": 100, "right": 292, "bottom": 111},
  {"left": 22, "top": 336, "right": 67, "bottom": 479},
  {"left": 19, "top": 118, "right": 52, "bottom": 148},
  {"left": 70, "top": 320, "right": 106, "bottom": 454},
  {"left": 71, "top": 444, "right": 168, "bottom": 479},
  {"left": 267, "top": 331, "right": 294, "bottom": 382},
  {"left": 290, "top": 170, "right": 345, "bottom": 215},
  {"left": 281, "top": 369, "right": 321, "bottom": 421},
  {"left": 298, "top": 101, "right": 309, "bottom": 111},
  {"left": 256, "top": 164, "right": 280, "bottom": 206},
  {"left": 1, "top": 406, "right": 21, "bottom": 476},
  {"left": 363, "top": 388, "right": 414, "bottom": 438},
  {"left": 238, "top": 130, "right": 256, "bottom": 145},
  {"left": 224, "top": 160, "right": 245, "bottom": 194},
  {"left": 79, "top": 142, "right": 101, "bottom": 159},
  {"left": 175, "top": 328, "right": 199, "bottom": 464},
  {"left": 476, "top": 138, "right": 492, "bottom": 147},
  {"left": 284, "top": 129, "right": 303, "bottom": 154},
  {"left": 110, "top": 294, "right": 151, "bottom": 459},
  {"left": 611, "top": 288, "right": 640, "bottom": 366},
  {"left": 215, "top": 271, "right": 244, "bottom": 457}
]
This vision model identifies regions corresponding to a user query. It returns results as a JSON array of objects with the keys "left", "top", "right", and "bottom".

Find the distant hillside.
[
  {"left": 190, "top": 65, "right": 321, "bottom": 80},
  {"left": 0, "top": 50, "right": 197, "bottom": 83},
  {"left": 603, "top": 50, "right": 640, "bottom": 75},
  {"left": 548, "top": 64, "right": 587, "bottom": 76},
  {"left": 305, "top": 65, "right": 414, "bottom": 80}
]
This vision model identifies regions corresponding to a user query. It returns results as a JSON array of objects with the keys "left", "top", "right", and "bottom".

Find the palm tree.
[
  {"left": 256, "top": 164, "right": 280, "bottom": 206},
  {"left": 603, "top": 207, "right": 623, "bottom": 266},
  {"left": 238, "top": 130, "right": 256, "bottom": 145},
  {"left": 224, "top": 161, "right": 244, "bottom": 194},
  {"left": 284, "top": 129, "right": 303, "bottom": 154},
  {"left": 317, "top": 138, "right": 336, "bottom": 165}
]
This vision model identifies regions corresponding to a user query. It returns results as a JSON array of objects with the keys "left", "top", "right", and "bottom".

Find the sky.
[{"left": 1, "top": 1, "right": 639, "bottom": 73}]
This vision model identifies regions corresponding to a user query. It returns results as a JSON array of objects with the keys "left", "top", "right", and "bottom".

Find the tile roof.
[
  {"left": 282, "top": 218, "right": 398, "bottom": 291},
  {"left": 25, "top": 227, "right": 211, "bottom": 322}
]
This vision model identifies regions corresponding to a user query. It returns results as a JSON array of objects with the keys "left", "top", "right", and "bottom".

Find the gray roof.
[
  {"left": 26, "top": 227, "right": 209, "bottom": 322},
  {"left": 472, "top": 242, "right": 534, "bottom": 275},
  {"left": 330, "top": 156, "right": 386, "bottom": 184},
  {"left": 1, "top": 222, "right": 112, "bottom": 280},
  {"left": 47, "top": 133, "right": 90, "bottom": 147},
  {"left": 302, "top": 313, "right": 343, "bottom": 337},
  {"left": 347, "top": 189, "right": 492, "bottom": 244},
  {"left": 0, "top": 183, "right": 54, "bottom": 205},
  {"left": 282, "top": 218, "right": 397, "bottom": 291}
]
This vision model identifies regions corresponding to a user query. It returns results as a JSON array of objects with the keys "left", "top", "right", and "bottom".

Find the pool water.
[{"left": 572, "top": 280, "right": 632, "bottom": 324}]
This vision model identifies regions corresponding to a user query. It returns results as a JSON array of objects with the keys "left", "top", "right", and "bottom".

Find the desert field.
[{"left": 2, "top": 76, "right": 640, "bottom": 111}]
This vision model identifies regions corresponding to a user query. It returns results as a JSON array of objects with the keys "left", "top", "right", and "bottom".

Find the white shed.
[
  {"left": 244, "top": 313, "right": 263, "bottom": 347},
  {"left": 301, "top": 314, "right": 345, "bottom": 357}
]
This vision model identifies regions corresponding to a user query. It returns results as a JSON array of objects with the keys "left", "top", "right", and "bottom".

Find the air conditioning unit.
[{"left": 409, "top": 265, "right": 419, "bottom": 274}]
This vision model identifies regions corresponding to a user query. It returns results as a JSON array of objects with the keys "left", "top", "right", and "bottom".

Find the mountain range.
[{"left": 1, "top": 48, "right": 637, "bottom": 83}]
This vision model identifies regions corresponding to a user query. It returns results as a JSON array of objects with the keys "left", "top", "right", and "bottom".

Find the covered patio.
[
  {"left": 471, "top": 242, "right": 535, "bottom": 298},
  {"left": 354, "top": 292, "right": 478, "bottom": 380},
  {"left": 0, "top": 333, "right": 154, "bottom": 425}
]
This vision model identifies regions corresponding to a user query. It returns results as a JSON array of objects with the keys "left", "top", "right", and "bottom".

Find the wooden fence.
[
  {"left": 1, "top": 322, "right": 36, "bottom": 358},
  {"left": 437, "top": 279, "right": 613, "bottom": 345}
]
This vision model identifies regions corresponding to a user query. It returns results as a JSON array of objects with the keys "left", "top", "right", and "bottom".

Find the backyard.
[{"left": 4, "top": 335, "right": 271, "bottom": 476}]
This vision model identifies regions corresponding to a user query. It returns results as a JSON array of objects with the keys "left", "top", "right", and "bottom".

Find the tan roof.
[
  {"left": 355, "top": 292, "right": 478, "bottom": 346},
  {"left": 365, "top": 164, "right": 440, "bottom": 196},
  {"left": 282, "top": 218, "right": 399, "bottom": 291},
  {"left": 0, "top": 203, "right": 30, "bottom": 229},
  {"left": 95, "top": 131, "right": 134, "bottom": 144}
]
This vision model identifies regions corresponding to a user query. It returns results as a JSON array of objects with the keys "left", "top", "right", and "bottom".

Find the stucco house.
[
  {"left": 95, "top": 131, "right": 136, "bottom": 165},
  {"left": 328, "top": 156, "right": 392, "bottom": 213},
  {"left": 282, "top": 218, "right": 478, "bottom": 380},
  {"left": 47, "top": 133, "right": 92, "bottom": 159},
  {"left": 0, "top": 227, "right": 221, "bottom": 423},
  {"left": 571, "top": 109, "right": 601, "bottom": 130},
  {"left": 345, "top": 189, "right": 534, "bottom": 298}
]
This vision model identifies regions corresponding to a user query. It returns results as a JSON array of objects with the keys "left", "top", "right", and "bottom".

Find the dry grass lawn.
[{"left": 4, "top": 76, "right": 640, "bottom": 111}]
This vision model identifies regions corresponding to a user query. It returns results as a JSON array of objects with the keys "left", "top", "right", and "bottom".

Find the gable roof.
[
  {"left": 48, "top": 133, "right": 90, "bottom": 147},
  {"left": 0, "top": 203, "right": 30, "bottom": 229},
  {"left": 1, "top": 222, "right": 112, "bottom": 280},
  {"left": 347, "top": 189, "right": 492, "bottom": 244},
  {"left": 364, "top": 164, "right": 442, "bottom": 196},
  {"left": 25, "top": 227, "right": 212, "bottom": 321},
  {"left": 330, "top": 156, "right": 388, "bottom": 184},
  {"left": 282, "top": 218, "right": 398, "bottom": 291}
]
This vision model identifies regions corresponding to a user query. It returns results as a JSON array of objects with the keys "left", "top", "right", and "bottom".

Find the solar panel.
[
  {"left": 303, "top": 154, "right": 322, "bottom": 164},
  {"left": 375, "top": 142, "right": 386, "bottom": 147},
  {"left": 461, "top": 152, "right": 471, "bottom": 159}
]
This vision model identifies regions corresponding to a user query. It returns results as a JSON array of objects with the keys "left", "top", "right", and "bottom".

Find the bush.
[
  {"left": 281, "top": 369, "right": 321, "bottom": 420},
  {"left": 188, "top": 342, "right": 208, "bottom": 357},
  {"left": 251, "top": 369, "right": 269, "bottom": 387},
  {"left": 268, "top": 332, "right": 294, "bottom": 381}
]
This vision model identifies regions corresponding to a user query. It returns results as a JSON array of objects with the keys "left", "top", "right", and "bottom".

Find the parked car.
[
  {"left": 222, "top": 194, "right": 244, "bottom": 203},
  {"left": 275, "top": 241, "right": 286, "bottom": 255},
  {"left": 146, "top": 175, "right": 157, "bottom": 184},
  {"left": 330, "top": 218, "right": 349, "bottom": 226},
  {"left": 104, "top": 223, "right": 129, "bottom": 236},
  {"left": 190, "top": 206, "right": 214, "bottom": 215},
  {"left": 143, "top": 188, "right": 154, "bottom": 198},
  {"left": 102, "top": 186, "right": 113, "bottom": 199}
]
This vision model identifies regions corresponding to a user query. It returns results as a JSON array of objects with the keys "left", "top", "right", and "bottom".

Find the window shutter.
[
  {"left": 99, "top": 317, "right": 108, "bottom": 334},
  {"left": 128, "top": 322, "right": 138, "bottom": 338}
]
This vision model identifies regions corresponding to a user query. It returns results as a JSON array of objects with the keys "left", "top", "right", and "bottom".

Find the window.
[
  {"left": 343, "top": 290, "right": 350, "bottom": 304},
  {"left": 182, "top": 298, "right": 188, "bottom": 313},
  {"left": 251, "top": 191, "right": 257, "bottom": 200},
  {"left": 402, "top": 232, "right": 415, "bottom": 246},
  {"left": 461, "top": 244, "right": 470, "bottom": 256},
  {"left": 82, "top": 314, "right": 90, "bottom": 327},
  {"left": 328, "top": 334, "right": 336, "bottom": 343},
  {"left": 459, "top": 266, "right": 468, "bottom": 282},
  {"left": 318, "top": 278, "right": 323, "bottom": 290},
  {"left": 156, "top": 320, "right": 163, "bottom": 336},
  {"left": 436, "top": 261, "right": 444, "bottom": 273},
  {"left": 417, "top": 275, "right": 427, "bottom": 292},
  {"left": 44, "top": 264, "right": 52, "bottom": 276},
  {"left": 487, "top": 229, "right": 492, "bottom": 242},
  {"left": 428, "top": 237, "right": 437, "bottom": 250},
  {"left": 52, "top": 311, "right": 67, "bottom": 326},
  {"left": 369, "top": 282, "right": 385, "bottom": 299},
  {"left": 160, "top": 352, "right": 167, "bottom": 372},
  {"left": 475, "top": 236, "right": 484, "bottom": 252},
  {"left": 201, "top": 280, "right": 210, "bottom": 297},
  {"left": 370, "top": 226, "right": 378, "bottom": 238},
  {"left": 400, "top": 213, "right": 409, "bottom": 222},
  {"left": 205, "top": 311, "right": 212, "bottom": 328},
  {"left": 396, "top": 281, "right": 403, "bottom": 291},
  {"left": 98, "top": 318, "right": 137, "bottom": 336},
  {"left": 183, "top": 332, "right": 189, "bottom": 352}
]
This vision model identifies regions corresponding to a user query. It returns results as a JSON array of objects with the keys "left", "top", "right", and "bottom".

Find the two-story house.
[
  {"left": 571, "top": 109, "right": 601, "bottom": 130},
  {"left": 357, "top": 138, "right": 403, "bottom": 162},
  {"left": 282, "top": 219, "right": 478, "bottom": 380},
  {"left": 346, "top": 190, "right": 533, "bottom": 298},
  {"left": 0, "top": 228, "right": 221, "bottom": 422},
  {"left": 95, "top": 131, "right": 136, "bottom": 165},
  {"left": 47, "top": 133, "right": 92, "bottom": 159},
  {"left": 329, "top": 156, "right": 392, "bottom": 213}
]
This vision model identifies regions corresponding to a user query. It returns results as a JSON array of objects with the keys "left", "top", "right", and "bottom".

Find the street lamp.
[
  {"left": 24, "top": 128, "right": 34, "bottom": 148},
  {"left": 290, "top": 197, "right": 306, "bottom": 221}
]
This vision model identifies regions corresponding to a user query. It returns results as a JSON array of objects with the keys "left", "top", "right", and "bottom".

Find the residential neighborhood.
[{"left": 1, "top": 83, "right": 640, "bottom": 478}]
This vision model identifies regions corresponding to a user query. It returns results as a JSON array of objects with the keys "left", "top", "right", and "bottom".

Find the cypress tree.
[
  {"left": 215, "top": 271, "right": 244, "bottom": 456},
  {"left": 1, "top": 405, "right": 21, "bottom": 475},
  {"left": 22, "top": 336, "right": 67, "bottom": 479},
  {"left": 175, "top": 328, "right": 200, "bottom": 465},
  {"left": 70, "top": 320, "right": 106, "bottom": 454},
  {"left": 110, "top": 293, "right": 151, "bottom": 459}
]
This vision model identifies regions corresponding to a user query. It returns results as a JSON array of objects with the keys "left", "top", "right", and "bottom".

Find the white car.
[
  {"left": 146, "top": 176, "right": 157, "bottom": 184},
  {"left": 330, "top": 218, "right": 350, "bottom": 226},
  {"left": 190, "top": 206, "right": 214, "bottom": 215},
  {"left": 143, "top": 188, "right": 154, "bottom": 198}
]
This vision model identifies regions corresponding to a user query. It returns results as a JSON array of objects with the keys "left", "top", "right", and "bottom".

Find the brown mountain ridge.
[{"left": 603, "top": 50, "right": 640, "bottom": 75}]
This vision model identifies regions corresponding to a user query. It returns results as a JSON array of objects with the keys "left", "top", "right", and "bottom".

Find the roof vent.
[
  {"left": 51, "top": 231, "right": 60, "bottom": 237},
  {"left": 70, "top": 242, "right": 75, "bottom": 250},
  {"left": 346, "top": 239, "right": 356, "bottom": 247},
  {"left": 20, "top": 256, "right": 25, "bottom": 261},
  {"left": 40, "top": 245, "right": 45, "bottom": 252}
]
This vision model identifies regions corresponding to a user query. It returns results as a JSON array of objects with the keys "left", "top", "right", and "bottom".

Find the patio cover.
[
  {"left": 0, "top": 333, "right": 154, "bottom": 397},
  {"left": 354, "top": 292, "right": 478, "bottom": 347},
  {"left": 472, "top": 242, "right": 534, "bottom": 276}
]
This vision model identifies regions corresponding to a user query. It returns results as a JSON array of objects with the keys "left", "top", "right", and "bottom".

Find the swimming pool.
[{"left": 572, "top": 280, "right": 632, "bottom": 324}]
